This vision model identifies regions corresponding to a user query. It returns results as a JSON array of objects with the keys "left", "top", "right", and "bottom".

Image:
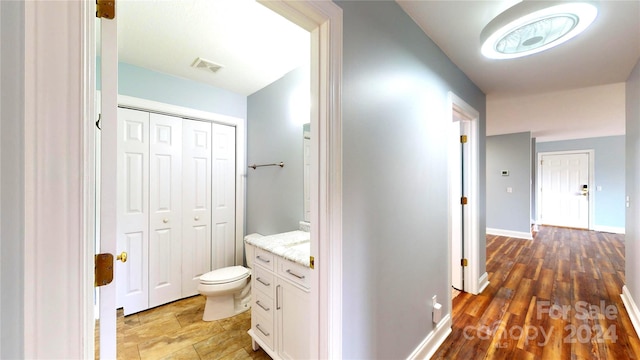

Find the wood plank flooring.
[
  {"left": 95, "top": 295, "right": 271, "bottom": 360},
  {"left": 432, "top": 226, "right": 640, "bottom": 359}
]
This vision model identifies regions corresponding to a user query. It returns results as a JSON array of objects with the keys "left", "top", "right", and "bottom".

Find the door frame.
[
  {"left": 22, "top": 0, "right": 342, "bottom": 358},
  {"left": 536, "top": 150, "right": 595, "bottom": 230},
  {"left": 447, "top": 92, "right": 485, "bottom": 296}
]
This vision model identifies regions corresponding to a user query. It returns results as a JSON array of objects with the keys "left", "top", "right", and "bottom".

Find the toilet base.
[{"left": 202, "top": 283, "right": 251, "bottom": 321}]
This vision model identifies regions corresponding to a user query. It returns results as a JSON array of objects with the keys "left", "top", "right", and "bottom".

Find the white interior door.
[
  {"left": 182, "top": 119, "right": 213, "bottom": 297},
  {"left": 116, "top": 108, "right": 150, "bottom": 315},
  {"left": 98, "top": 10, "right": 118, "bottom": 358},
  {"left": 540, "top": 152, "right": 590, "bottom": 229},
  {"left": 148, "top": 113, "right": 183, "bottom": 308},
  {"left": 450, "top": 120, "right": 463, "bottom": 291},
  {"left": 212, "top": 123, "right": 237, "bottom": 269}
]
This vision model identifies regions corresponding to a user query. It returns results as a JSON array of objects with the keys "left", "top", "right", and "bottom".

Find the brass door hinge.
[
  {"left": 310, "top": 256, "right": 315, "bottom": 269},
  {"left": 95, "top": 253, "right": 114, "bottom": 287},
  {"left": 460, "top": 135, "right": 468, "bottom": 144},
  {"left": 96, "top": 0, "right": 115, "bottom": 19},
  {"left": 461, "top": 196, "right": 468, "bottom": 205},
  {"left": 461, "top": 258, "right": 468, "bottom": 267}
]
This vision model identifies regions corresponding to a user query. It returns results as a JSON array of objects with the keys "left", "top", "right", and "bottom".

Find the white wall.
[{"left": 488, "top": 83, "right": 625, "bottom": 142}]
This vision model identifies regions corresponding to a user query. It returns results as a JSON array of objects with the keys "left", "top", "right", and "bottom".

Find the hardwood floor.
[
  {"left": 95, "top": 295, "right": 271, "bottom": 360},
  {"left": 433, "top": 226, "right": 640, "bottom": 359}
]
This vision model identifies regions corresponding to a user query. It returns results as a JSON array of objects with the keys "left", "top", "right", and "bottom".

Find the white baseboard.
[
  {"left": 477, "top": 272, "right": 489, "bottom": 294},
  {"left": 406, "top": 314, "right": 452, "bottom": 360},
  {"left": 621, "top": 285, "right": 640, "bottom": 338},
  {"left": 486, "top": 228, "right": 533, "bottom": 240},
  {"left": 592, "top": 225, "right": 625, "bottom": 234}
]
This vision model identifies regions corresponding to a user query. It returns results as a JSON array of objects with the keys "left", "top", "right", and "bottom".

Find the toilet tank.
[{"left": 243, "top": 233, "right": 263, "bottom": 269}]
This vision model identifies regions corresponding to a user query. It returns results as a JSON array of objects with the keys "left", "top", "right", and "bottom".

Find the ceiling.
[
  {"left": 397, "top": 0, "right": 640, "bottom": 96},
  {"left": 117, "top": 0, "right": 309, "bottom": 96},
  {"left": 118, "top": 0, "right": 640, "bottom": 139}
]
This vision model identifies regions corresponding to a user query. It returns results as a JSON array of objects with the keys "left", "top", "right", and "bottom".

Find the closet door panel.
[
  {"left": 182, "top": 120, "right": 212, "bottom": 297},
  {"left": 116, "top": 108, "right": 150, "bottom": 315},
  {"left": 212, "top": 123, "right": 236, "bottom": 269},
  {"left": 149, "top": 113, "right": 183, "bottom": 308}
]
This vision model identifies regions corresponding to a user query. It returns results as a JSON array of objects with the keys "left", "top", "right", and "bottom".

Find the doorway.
[
  {"left": 537, "top": 150, "right": 594, "bottom": 229},
  {"left": 94, "top": 1, "right": 343, "bottom": 359},
  {"left": 447, "top": 92, "right": 485, "bottom": 299}
]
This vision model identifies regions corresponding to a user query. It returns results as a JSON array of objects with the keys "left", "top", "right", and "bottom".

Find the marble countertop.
[{"left": 245, "top": 230, "right": 311, "bottom": 267}]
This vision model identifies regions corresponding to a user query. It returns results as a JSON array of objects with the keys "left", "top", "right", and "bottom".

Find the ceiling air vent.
[{"left": 191, "top": 57, "right": 223, "bottom": 74}]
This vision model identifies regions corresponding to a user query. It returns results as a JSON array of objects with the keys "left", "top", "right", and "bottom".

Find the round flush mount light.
[{"left": 481, "top": 2, "right": 598, "bottom": 59}]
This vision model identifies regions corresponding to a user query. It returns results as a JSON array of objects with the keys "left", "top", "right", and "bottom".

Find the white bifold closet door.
[
  {"left": 148, "top": 113, "right": 183, "bottom": 308},
  {"left": 116, "top": 107, "right": 236, "bottom": 314},
  {"left": 182, "top": 119, "right": 212, "bottom": 297},
  {"left": 116, "top": 108, "right": 150, "bottom": 315},
  {"left": 212, "top": 123, "right": 236, "bottom": 269}
]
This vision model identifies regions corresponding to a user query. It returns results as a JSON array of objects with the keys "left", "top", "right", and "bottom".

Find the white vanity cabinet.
[{"left": 249, "top": 247, "right": 310, "bottom": 360}]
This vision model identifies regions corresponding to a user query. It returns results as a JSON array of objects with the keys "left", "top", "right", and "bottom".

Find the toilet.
[{"left": 197, "top": 234, "right": 260, "bottom": 321}]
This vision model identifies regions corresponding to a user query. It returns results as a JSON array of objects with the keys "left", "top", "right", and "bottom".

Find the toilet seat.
[{"left": 200, "top": 266, "right": 250, "bottom": 285}]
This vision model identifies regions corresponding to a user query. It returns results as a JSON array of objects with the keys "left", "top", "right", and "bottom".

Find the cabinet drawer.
[
  {"left": 254, "top": 248, "right": 275, "bottom": 271},
  {"left": 252, "top": 311, "right": 274, "bottom": 350},
  {"left": 253, "top": 290, "right": 274, "bottom": 320},
  {"left": 278, "top": 258, "right": 311, "bottom": 289},
  {"left": 253, "top": 266, "right": 275, "bottom": 296}
]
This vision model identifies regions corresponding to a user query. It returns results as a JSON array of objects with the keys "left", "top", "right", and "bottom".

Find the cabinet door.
[
  {"left": 116, "top": 108, "right": 150, "bottom": 315},
  {"left": 277, "top": 280, "right": 310, "bottom": 360},
  {"left": 148, "top": 113, "right": 183, "bottom": 308},
  {"left": 211, "top": 123, "right": 236, "bottom": 269},
  {"left": 181, "top": 119, "right": 212, "bottom": 297}
]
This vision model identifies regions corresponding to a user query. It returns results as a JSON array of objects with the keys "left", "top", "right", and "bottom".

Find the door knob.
[{"left": 116, "top": 251, "right": 128, "bottom": 263}]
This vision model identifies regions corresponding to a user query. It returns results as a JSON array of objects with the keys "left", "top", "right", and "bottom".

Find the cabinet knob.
[
  {"left": 194, "top": 216, "right": 199, "bottom": 221},
  {"left": 163, "top": 218, "right": 169, "bottom": 223}
]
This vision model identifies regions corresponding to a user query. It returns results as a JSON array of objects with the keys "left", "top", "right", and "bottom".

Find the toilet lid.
[{"left": 200, "top": 266, "right": 250, "bottom": 285}]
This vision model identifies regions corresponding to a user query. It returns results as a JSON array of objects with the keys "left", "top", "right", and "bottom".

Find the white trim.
[
  {"left": 447, "top": 92, "right": 483, "bottom": 295},
  {"left": 477, "top": 272, "right": 490, "bottom": 294},
  {"left": 536, "top": 149, "right": 595, "bottom": 230},
  {"left": 116, "top": 95, "right": 247, "bottom": 266},
  {"left": 621, "top": 285, "right": 640, "bottom": 338},
  {"left": 486, "top": 228, "right": 533, "bottom": 240},
  {"left": 24, "top": 1, "right": 90, "bottom": 357},
  {"left": 406, "top": 314, "right": 452, "bottom": 360},
  {"left": 82, "top": 1, "right": 96, "bottom": 358},
  {"left": 258, "top": 2, "right": 343, "bottom": 359},
  {"left": 592, "top": 225, "right": 625, "bottom": 234}
]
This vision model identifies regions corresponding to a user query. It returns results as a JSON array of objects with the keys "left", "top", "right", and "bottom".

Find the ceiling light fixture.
[{"left": 481, "top": 2, "right": 598, "bottom": 60}]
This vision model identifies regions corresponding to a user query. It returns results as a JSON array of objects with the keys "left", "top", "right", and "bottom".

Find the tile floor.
[{"left": 95, "top": 295, "right": 271, "bottom": 360}]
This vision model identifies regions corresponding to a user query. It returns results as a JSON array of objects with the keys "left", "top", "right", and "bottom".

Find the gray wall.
[
  {"left": 536, "top": 136, "right": 626, "bottom": 229},
  {"left": 246, "top": 68, "right": 306, "bottom": 235},
  {"left": 105, "top": 61, "right": 247, "bottom": 119},
  {"left": 0, "top": 1, "right": 25, "bottom": 358},
  {"left": 626, "top": 59, "right": 640, "bottom": 315},
  {"left": 486, "top": 132, "right": 532, "bottom": 234},
  {"left": 337, "top": 1, "right": 486, "bottom": 358}
]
